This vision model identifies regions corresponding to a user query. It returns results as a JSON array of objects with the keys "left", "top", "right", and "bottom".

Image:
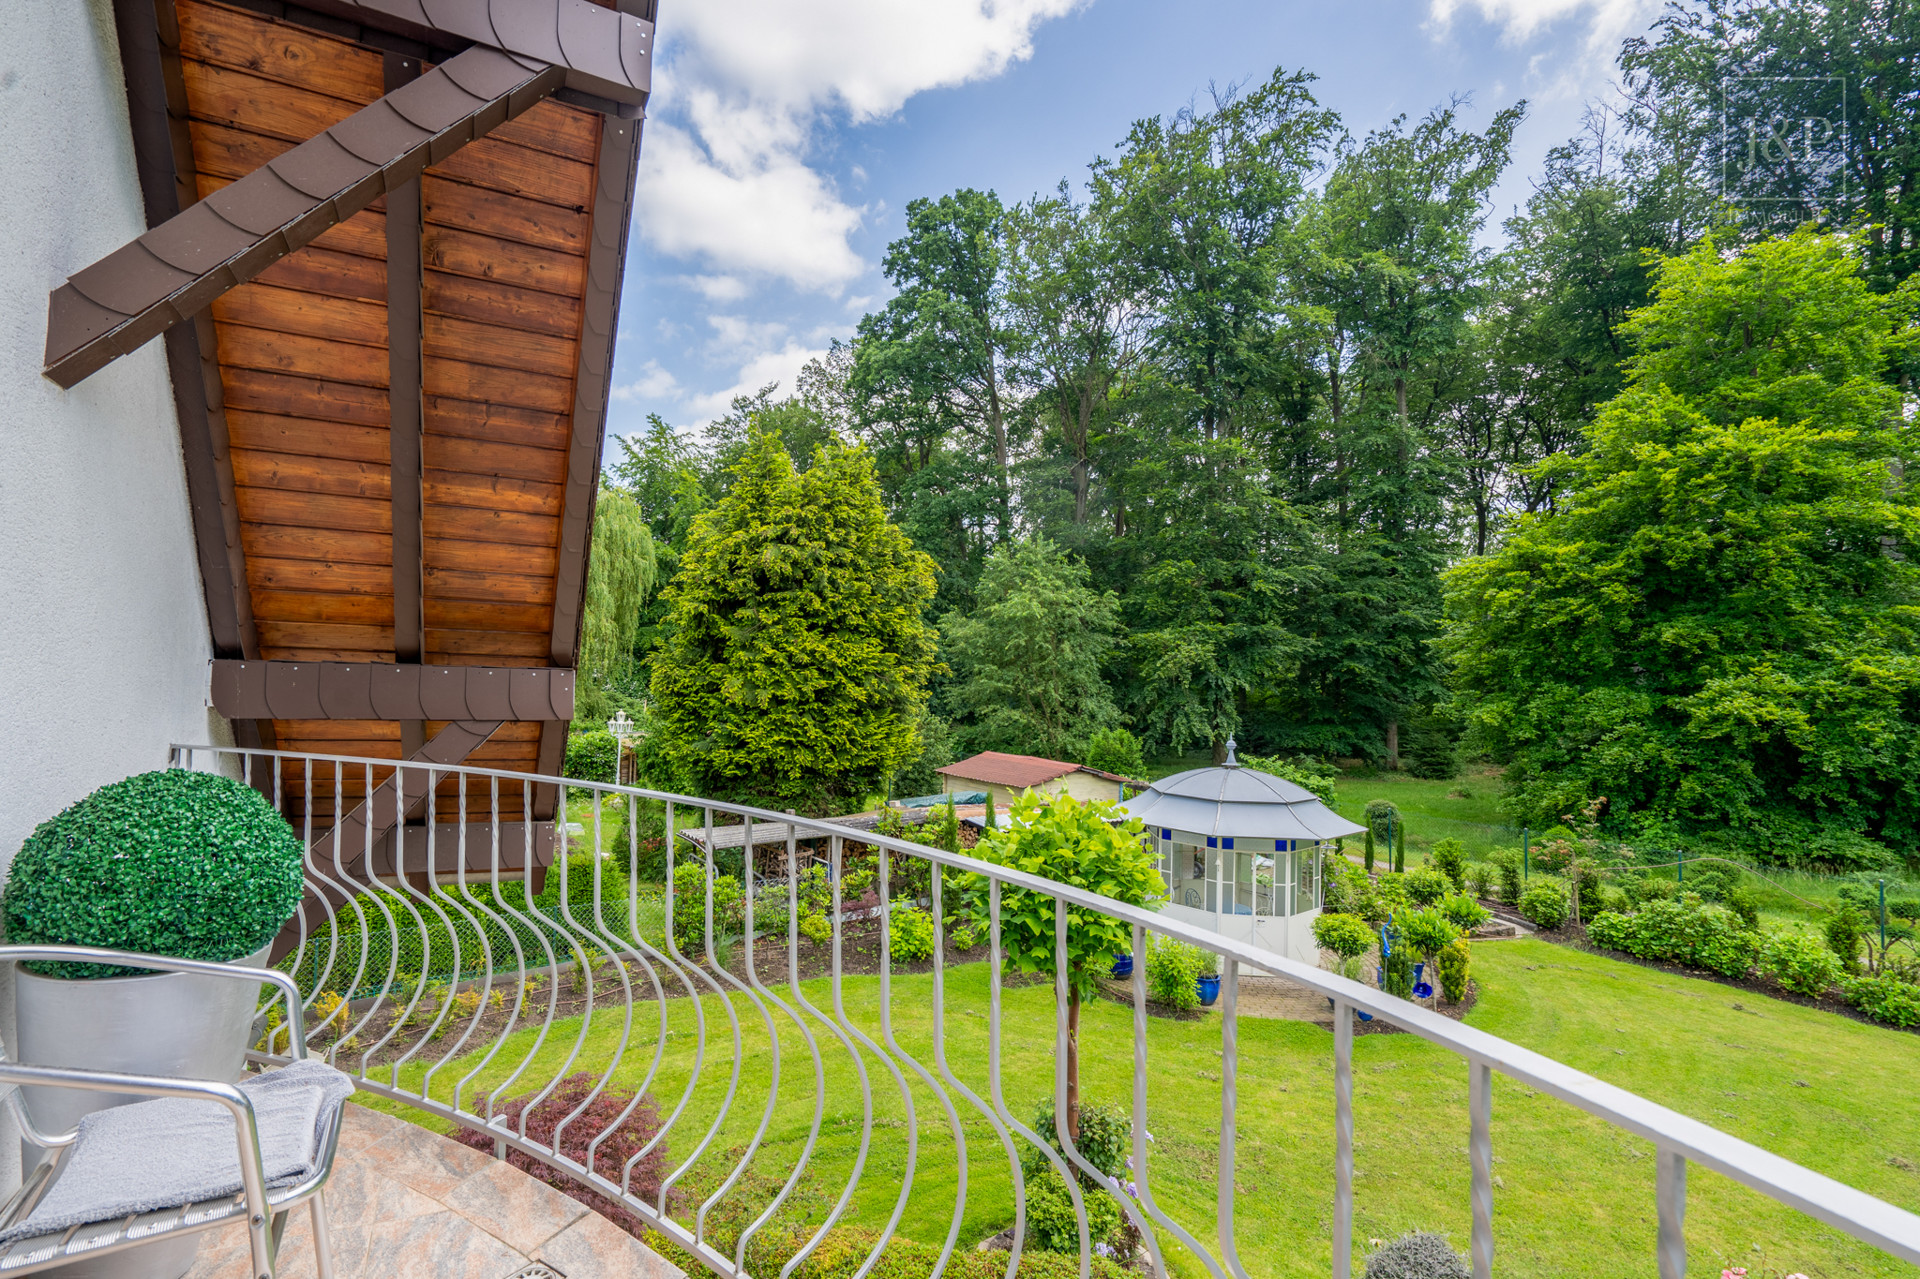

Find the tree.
[
  {"left": 853, "top": 189, "right": 1019, "bottom": 562},
  {"left": 1444, "top": 230, "right": 1920, "bottom": 868},
  {"left": 968, "top": 792, "right": 1164, "bottom": 1141},
  {"left": 940, "top": 537, "right": 1121, "bottom": 760},
  {"left": 576, "top": 489, "right": 657, "bottom": 725},
  {"left": 1085, "top": 727, "right": 1146, "bottom": 780},
  {"left": 649, "top": 432, "right": 941, "bottom": 812}
]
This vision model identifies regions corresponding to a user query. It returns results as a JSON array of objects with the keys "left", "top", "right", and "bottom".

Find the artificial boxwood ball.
[{"left": 5, "top": 769, "right": 305, "bottom": 978}]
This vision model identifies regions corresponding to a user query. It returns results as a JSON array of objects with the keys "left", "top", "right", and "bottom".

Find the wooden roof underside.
[{"left": 91, "top": 0, "right": 652, "bottom": 817}]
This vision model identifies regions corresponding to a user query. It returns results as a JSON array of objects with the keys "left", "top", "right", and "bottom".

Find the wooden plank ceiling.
[{"left": 175, "top": 0, "right": 610, "bottom": 813}]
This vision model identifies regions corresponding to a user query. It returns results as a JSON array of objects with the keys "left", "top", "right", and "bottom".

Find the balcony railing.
[{"left": 173, "top": 743, "right": 1920, "bottom": 1279}]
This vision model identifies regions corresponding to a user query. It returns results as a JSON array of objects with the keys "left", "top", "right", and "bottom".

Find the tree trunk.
[
  {"left": 1066, "top": 988, "right": 1081, "bottom": 1141},
  {"left": 1212, "top": 738, "right": 1229, "bottom": 766},
  {"left": 1386, "top": 719, "right": 1400, "bottom": 770}
]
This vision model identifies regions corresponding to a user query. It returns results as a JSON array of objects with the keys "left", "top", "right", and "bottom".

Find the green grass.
[
  {"left": 1328, "top": 764, "right": 1518, "bottom": 862},
  {"left": 358, "top": 938, "right": 1920, "bottom": 1278}
]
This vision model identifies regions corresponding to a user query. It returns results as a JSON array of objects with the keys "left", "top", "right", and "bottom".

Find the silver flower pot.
[{"left": 14, "top": 946, "right": 272, "bottom": 1279}]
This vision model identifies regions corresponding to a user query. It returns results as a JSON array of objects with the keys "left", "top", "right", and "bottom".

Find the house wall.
[{"left": 0, "top": 0, "right": 230, "bottom": 869}]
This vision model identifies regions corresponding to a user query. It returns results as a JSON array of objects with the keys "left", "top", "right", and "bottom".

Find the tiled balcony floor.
[{"left": 184, "top": 1102, "right": 683, "bottom": 1279}]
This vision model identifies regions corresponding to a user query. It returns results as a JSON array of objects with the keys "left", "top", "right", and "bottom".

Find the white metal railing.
[{"left": 174, "top": 743, "right": 1920, "bottom": 1279}]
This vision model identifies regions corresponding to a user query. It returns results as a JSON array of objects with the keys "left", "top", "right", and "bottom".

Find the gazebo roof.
[{"left": 1119, "top": 746, "right": 1366, "bottom": 843}]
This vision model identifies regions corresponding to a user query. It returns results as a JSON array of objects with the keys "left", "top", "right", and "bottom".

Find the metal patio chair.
[{"left": 0, "top": 947, "right": 350, "bottom": 1278}]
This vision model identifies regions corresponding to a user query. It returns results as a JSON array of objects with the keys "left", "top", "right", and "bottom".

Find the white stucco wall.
[{"left": 0, "top": 1, "right": 230, "bottom": 869}]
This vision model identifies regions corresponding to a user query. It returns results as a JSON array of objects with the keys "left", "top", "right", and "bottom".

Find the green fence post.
[
  {"left": 1881, "top": 878, "right": 1889, "bottom": 957},
  {"left": 1677, "top": 847, "right": 1684, "bottom": 886},
  {"left": 1522, "top": 827, "right": 1529, "bottom": 881}
]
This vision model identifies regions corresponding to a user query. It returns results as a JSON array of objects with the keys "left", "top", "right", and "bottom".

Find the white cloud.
[
  {"left": 685, "top": 341, "right": 831, "bottom": 420},
  {"left": 1427, "top": 0, "right": 1659, "bottom": 51},
  {"left": 635, "top": 0, "right": 1088, "bottom": 294},
  {"left": 676, "top": 273, "right": 752, "bottom": 302},
  {"left": 609, "top": 360, "right": 683, "bottom": 403}
]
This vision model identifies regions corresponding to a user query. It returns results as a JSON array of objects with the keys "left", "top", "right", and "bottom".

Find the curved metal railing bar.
[
  {"left": 776, "top": 831, "right": 879, "bottom": 1279},
  {"left": 731, "top": 823, "right": 831, "bottom": 1274},
  {"left": 692, "top": 812, "right": 788, "bottom": 1253},
  {"left": 655, "top": 804, "right": 748, "bottom": 1227},
  {"left": 1124, "top": 921, "right": 1206, "bottom": 1279},
  {"left": 170, "top": 742, "right": 1920, "bottom": 1279},
  {"left": 929, "top": 865, "right": 1030, "bottom": 1279},
  {"left": 876, "top": 850, "right": 971, "bottom": 1279},
  {"left": 423, "top": 770, "right": 507, "bottom": 1104},
  {"left": 632, "top": 801, "right": 724, "bottom": 1206}
]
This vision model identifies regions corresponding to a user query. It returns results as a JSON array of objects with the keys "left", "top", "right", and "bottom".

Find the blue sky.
[{"left": 608, "top": 0, "right": 1664, "bottom": 438}]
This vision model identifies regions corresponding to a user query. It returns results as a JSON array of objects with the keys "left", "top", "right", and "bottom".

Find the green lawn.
[{"left": 357, "top": 937, "right": 1920, "bottom": 1278}]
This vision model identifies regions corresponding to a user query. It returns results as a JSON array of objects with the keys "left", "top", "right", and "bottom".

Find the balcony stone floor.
[{"left": 183, "top": 1101, "right": 684, "bottom": 1279}]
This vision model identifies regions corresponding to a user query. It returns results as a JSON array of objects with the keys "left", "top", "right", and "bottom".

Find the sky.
[{"left": 606, "top": 0, "right": 1669, "bottom": 439}]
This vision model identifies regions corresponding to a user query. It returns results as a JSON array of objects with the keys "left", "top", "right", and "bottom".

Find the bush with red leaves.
[{"left": 454, "top": 1073, "right": 669, "bottom": 1238}]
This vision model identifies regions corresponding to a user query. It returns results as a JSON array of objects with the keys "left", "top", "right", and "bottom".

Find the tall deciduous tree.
[
  {"left": 1444, "top": 230, "right": 1920, "bottom": 867},
  {"left": 940, "top": 537, "right": 1121, "bottom": 760},
  {"left": 650, "top": 433, "right": 940, "bottom": 812}
]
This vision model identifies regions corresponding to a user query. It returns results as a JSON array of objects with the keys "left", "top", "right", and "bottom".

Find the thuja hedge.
[{"left": 5, "top": 769, "right": 304, "bottom": 978}]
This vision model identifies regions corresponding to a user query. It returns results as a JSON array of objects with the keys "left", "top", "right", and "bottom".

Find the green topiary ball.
[{"left": 5, "top": 769, "right": 305, "bottom": 978}]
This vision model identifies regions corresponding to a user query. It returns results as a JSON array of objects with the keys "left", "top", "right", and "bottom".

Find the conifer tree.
[{"left": 650, "top": 433, "right": 940, "bottom": 812}]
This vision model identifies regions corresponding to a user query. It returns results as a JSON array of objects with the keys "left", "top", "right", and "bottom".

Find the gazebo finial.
[{"left": 1224, "top": 737, "right": 1239, "bottom": 766}]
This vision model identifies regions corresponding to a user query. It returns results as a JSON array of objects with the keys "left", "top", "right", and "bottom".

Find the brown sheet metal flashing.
[
  {"left": 533, "top": 718, "right": 566, "bottom": 822},
  {"left": 213, "top": 659, "right": 576, "bottom": 720},
  {"left": 47, "top": 44, "right": 569, "bottom": 388},
  {"left": 113, "top": 0, "right": 260, "bottom": 661},
  {"left": 550, "top": 111, "right": 641, "bottom": 668}
]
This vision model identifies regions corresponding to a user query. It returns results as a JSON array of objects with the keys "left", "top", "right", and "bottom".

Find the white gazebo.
[{"left": 1118, "top": 742, "right": 1365, "bottom": 965}]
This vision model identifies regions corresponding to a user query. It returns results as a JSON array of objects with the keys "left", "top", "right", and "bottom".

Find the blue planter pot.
[
  {"left": 1411, "top": 962, "right": 1433, "bottom": 1000},
  {"left": 1196, "top": 975, "right": 1221, "bottom": 1007},
  {"left": 1110, "top": 952, "right": 1134, "bottom": 979}
]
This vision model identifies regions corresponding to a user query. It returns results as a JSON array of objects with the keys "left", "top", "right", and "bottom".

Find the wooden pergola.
[{"left": 45, "top": 0, "right": 654, "bottom": 899}]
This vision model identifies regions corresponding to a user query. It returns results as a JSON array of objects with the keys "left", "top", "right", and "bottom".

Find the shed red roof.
[{"left": 937, "top": 751, "right": 1085, "bottom": 789}]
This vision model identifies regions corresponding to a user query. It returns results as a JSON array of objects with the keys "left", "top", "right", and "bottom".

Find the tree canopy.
[{"left": 1444, "top": 230, "right": 1920, "bottom": 866}]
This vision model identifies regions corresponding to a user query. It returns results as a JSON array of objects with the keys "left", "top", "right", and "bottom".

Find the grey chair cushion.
[{"left": 0, "top": 1060, "right": 354, "bottom": 1244}]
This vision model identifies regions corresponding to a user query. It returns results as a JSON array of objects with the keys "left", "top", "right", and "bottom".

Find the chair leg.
[{"left": 309, "top": 1193, "right": 336, "bottom": 1279}]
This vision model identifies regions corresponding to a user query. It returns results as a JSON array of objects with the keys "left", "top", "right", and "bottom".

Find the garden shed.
[
  {"left": 1118, "top": 743, "right": 1365, "bottom": 965},
  {"left": 937, "top": 751, "right": 1139, "bottom": 809}
]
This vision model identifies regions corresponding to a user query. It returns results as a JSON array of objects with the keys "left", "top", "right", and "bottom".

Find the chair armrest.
[{"left": 0, "top": 946, "right": 306, "bottom": 1059}]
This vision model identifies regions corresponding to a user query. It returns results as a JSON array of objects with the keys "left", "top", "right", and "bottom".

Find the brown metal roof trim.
[
  {"left": 550, "top": 110, "right": 641, "bottom": 667},
  {"left": 212, "top": 658, "right": 574, "bottom": 720}
]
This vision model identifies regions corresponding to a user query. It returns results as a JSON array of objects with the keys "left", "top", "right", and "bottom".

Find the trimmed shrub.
[
  {"left": 1314, "top": 911, "right": 1375, "bottom": 962},
  {"left": 457, "top": 1073, "right": 666, "bottom": 1237},
  {"left": 5, "top": 769, "right": 304, "bottom": 978},
  {"left": 1085, "top": 727, "right": 1146, "bottom": 782},
  {"left": 564, "top": 730, "right": 619, "bottom": 782},
  {"left": 1724, "top": 885, "right": 1761, "bottom": 931},
  {"left": 1841, "top": 973, "right": 1920, "bottom": 1027},
  {"left": 1464, "top": 862, "right": 1494, "bottom": 900},
  {"left": 1398, "top": 907, "right": 1460, "bottom": 965},
  {"left": 1365, "top": 1231, "right": 1469, "bottom": 1279},
  {"left": 1022, "top": 1098, "right": 1130, "bottom": 1183},
  {"left": 1487, "top": 848, "right": 1523, "bottom": 904},
  {"left": 1586, "top": 898, "right": 1762, "bottom": 977},
  {"left": 1518, "top": 880, "right": 1570, "bottom": 930},
  {"left": 1405, "top": 866, "right": 1449, "bottom": 907},
  {"left": 888, "top": 902, "right": 935, "bottom": 963},
  {"left": 669, "top": 861, "right": 743, "bottom": 956},
  {"left": 1381, "top": 926, "right": 1414, "bottom": 997},
  {"left": 1825, "top": 908, "right": 1866, "bottom": 970},
  {"left": 1145, "top": 937, "right": 1208, "bottom": 1011},
  {"left": 1024, "top": 1166, "right": 1122, "bottom": 1255},
  {"left": 1761, "top": 930, "right": 1842, "bottom": 996},
  {"left": 1436, "top": 939, "right": 1471, "bottom": 1004},
  {"left": 1429, "top": 839, "right": 1468, "bottom": 891},
  {"left": 1624, "top": 874, "right": 1678, "bottom": 907},
  {"left": 1439, "top": 893, "right": 1491, "bottom": 933}
]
